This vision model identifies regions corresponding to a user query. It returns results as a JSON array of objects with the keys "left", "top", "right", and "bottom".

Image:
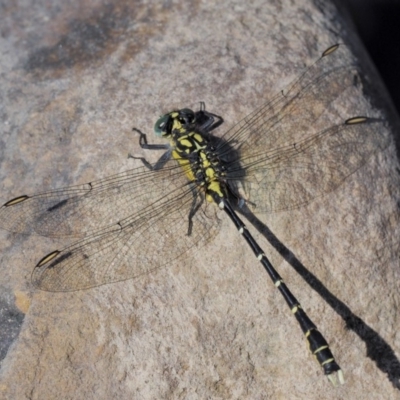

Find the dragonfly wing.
[
  {"left": 0, "top": 159, "right": 187, "bottom": 238},
  {"left": 32, "top": 181, "right": 220, "bottom": 291},
  {"left": 218, "top": 44, "right": 359, "bottom": 158},
  {"left": 235, "top": 117, "right": 389, "bottom": 213}
]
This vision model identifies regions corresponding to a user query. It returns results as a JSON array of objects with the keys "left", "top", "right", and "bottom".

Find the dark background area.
[{"left": 346, "top": 0, "right": 400, "bottom": 118}]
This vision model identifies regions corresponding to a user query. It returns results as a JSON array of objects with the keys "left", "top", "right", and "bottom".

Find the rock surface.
[{"left": 0, "top": 0, "right": 399, "bottom": 399}]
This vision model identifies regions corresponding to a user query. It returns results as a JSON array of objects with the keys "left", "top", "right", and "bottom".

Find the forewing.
[
  {"left": 0, "top": 159, "right": 189, "bottom": 238},
  {"left": 218, "top": 45, "right": 359, "bottom": 158}
]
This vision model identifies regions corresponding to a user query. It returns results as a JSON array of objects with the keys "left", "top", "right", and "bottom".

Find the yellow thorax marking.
[{"left": 169, "top": 125, "right": 223, "bottom": 203}]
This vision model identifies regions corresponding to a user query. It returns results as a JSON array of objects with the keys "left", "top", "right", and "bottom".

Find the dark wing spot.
[{"left": 47, "top": 199, "right": 69, "bottom": 212}]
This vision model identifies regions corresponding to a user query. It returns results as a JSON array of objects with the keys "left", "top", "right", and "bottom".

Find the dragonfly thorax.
[
  {"left": 173, "top": 129, "right": 226, "bottom": 203},
  {"left": 156, "top": 109, "right": 227, "bottom": 203}
]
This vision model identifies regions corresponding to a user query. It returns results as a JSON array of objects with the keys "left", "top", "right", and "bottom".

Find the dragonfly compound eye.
[{"left": 154, "top": 114, "right": 172, "bottom": 137}]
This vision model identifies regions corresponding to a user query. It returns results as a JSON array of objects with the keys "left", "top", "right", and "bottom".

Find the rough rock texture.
[{"left": 1, "top": 0, "right": 399, "bottom": 399}]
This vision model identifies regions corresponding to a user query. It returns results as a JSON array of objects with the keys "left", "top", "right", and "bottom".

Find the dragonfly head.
[{"left": 154, "top": 108, "right": 196, "bottom": 138}]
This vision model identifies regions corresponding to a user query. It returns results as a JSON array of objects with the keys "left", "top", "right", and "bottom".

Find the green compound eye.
[{"left": 154, "top": 114, "right": 171, "bottom": 136}]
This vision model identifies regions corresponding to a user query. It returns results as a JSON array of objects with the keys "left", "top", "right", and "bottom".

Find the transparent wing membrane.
[
  {"left": 1, "top": 161, "right": 193, "bottom": 237},
  {"left": 231, "top": 117, "right": 388, "bottom": 213},
  {"left": 32, "top": 187, "right": 219, "bottom": 291}
]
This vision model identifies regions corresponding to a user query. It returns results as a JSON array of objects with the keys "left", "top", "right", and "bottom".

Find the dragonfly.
[{"left": 0, "top": 44, "right": 389, "bottom": 384}]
